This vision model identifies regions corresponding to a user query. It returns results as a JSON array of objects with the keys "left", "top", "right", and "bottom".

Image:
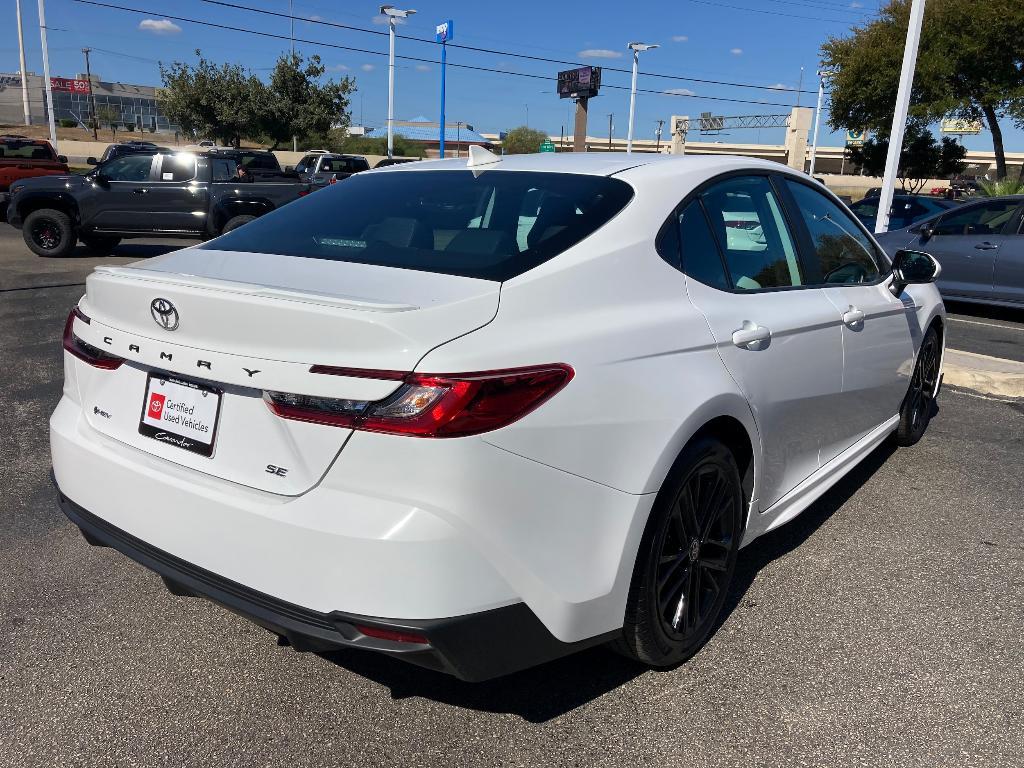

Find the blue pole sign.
[{"left": 436, "top": 20, "right": 454, "bottom": 158}]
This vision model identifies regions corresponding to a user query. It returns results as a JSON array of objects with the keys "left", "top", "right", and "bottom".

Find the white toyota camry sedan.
[{"left": 51, "top": 150, "right": 945, "bottom": 681}]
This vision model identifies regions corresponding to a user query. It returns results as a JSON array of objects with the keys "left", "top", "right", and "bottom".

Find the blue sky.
[{"left": 3, "top": 0, "right": 1020, "bottom": 152}]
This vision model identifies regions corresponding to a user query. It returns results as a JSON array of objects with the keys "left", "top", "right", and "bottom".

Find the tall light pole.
[
  {"left": 626, "top": 42, "right": 658, "bottom": 153},
  {"left": 380, "top": 5, "right": 416, "bottom": 159},
  {"left": 876, "top": 0, "right": 926, "bottom": 233},
  {"left": 808, "top": 70, "right": 834, "bottom": 177},
  {"left": 436, "top": 20, "right": 452, "bottom": 158},
  {"left": 37, "top": 0, "right": 58, "bottom": 151},
  {"left": 16, "top": 0, "right": 31, "bottom": 125}
]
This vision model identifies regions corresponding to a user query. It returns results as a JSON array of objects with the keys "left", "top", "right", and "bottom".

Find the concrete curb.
[{"left": 943, "top": 349, "right": 1024, "bottom": 399}]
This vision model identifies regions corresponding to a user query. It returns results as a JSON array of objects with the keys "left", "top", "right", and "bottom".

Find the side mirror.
[
  {"left": 890, "top": 249, "right": 940, "bottom": 297},
  {"left": 284, "top": 165, "right": 294, "bottom": 172},
  {"left": 93, "top": 172, "right": 110, "bottom": 188},
  {"left": 918, "top": 222, "right": 934, "bottom": 241},
  {"left": 57, "top": 155, "right": 68, "bottom": 164},
  {"left": 86, "top": 156, "right": 98, "bottom": 166}
]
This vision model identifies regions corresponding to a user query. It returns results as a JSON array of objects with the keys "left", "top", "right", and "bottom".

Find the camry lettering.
[
  {"left": 160, "top": 352, "right": 173, "bottom": 361},
  {"left": 197, "top": 360, "right": 212, "bottom": 370},
  {"left": 243, "top": 368, "right": 261, "bottom": 378}
]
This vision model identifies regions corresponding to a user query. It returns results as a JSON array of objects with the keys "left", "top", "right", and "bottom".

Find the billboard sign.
[
  {"left": 940, "top": 118, "right": 982, "bottom": 135},
  {"left": 557, "top": 66, "right": 601, "bottom": 100},
  {"left": 50, "top": 77, "right": 91, "bottom": 94},
  {"left": 845, "top": 128, "right": 868, "bottom": 146},
  {"left": 435, "top": 20, "right": 454, "bottom": 43}
]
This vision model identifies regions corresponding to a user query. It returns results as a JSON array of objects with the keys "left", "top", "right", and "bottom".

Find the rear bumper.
[{"left": 59, "top": 493, "right": 614, "bottom": 681}]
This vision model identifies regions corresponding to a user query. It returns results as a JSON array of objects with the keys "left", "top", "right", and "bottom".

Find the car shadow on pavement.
[
  {"left": 71, "top": 243, "right": 189, "bottom": 259},
  {"left": 944, "top": 299, "right": 1024, "bottom": 324},
  {"left": 320, "top": 437, "right": 904, "bottom": 722}
]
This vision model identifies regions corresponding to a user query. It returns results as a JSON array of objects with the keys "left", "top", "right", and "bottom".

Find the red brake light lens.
[
  {"left": 62, "top": 306, "right": 124, "bottom": 370},
  {"left": 354, "top": 624, "right": 428, "bottom": 645},
  {"left": 265, "top": 364, "right": 574, "bottom": 438}
]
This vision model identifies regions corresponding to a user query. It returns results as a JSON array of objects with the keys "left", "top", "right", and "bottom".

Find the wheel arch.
[
  {"left": 210, "top": 198, "right": 274, "bottom": 234},
  {"left": 17, "top": 193, "right": 80, "bottom": 227}
]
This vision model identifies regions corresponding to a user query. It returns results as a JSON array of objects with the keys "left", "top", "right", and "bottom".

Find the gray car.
[
  {"left": 293, "top": 153, "right": 370, "bottom": 189},
  {"left": 874, "top": 195, "right": 1024, "bottom": 308}
]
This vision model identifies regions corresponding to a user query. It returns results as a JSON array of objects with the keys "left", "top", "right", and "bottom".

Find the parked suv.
[
  {"left": 6, "top": 151, "right": 309, "bottom": 257},
  {"left": 293, "top": 153, "right": 369, "bottom": 188},
  {"left": 89, "top": 140, "right": 170, "bottom": 165},
  {"left": 51, "top": 153, "right": 944, "bottom": 681},
  {"left": 0, "top": 136, "right": 69, "bottom": 215}
]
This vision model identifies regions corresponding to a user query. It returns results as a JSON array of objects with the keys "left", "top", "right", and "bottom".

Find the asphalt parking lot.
[{"left": 2, "top": 229, "right": 1023, "bottom": 767}]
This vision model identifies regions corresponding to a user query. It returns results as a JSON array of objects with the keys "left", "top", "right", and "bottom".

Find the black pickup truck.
[{"left": 5, "top": 151, "right": 310, "bottom": 257}]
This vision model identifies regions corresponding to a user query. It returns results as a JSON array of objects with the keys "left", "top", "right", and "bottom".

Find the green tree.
[
  {"left": 258, "top": 52, "right": 356, "bottom": 150},
  {"left": 94, "top": 104, "right": 121, "bottom": 141},
  {"left": 158, "top": 51, "right": 266, "bottom": 147},
  {"left": 822, "top": 0, "right": 1024, "bottom": 178},
  {"left": 848, "top": 124, "right": 967, "bottom": 191},
  {"left": 501, "top": 126, "right": 548, "bottom": 154}
]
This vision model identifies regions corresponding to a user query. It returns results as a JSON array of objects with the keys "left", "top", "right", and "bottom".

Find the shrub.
[{"left": 58, "top": 118, "right": 78, "bottom": 128}]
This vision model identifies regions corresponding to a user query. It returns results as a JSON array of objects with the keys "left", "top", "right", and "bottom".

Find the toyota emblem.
[{"left": 150, "top": 298, "right": 179, "bottom": 331}]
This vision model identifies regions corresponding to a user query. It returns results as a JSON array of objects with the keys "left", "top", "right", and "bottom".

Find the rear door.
[
  {"left": 781, "top": 177, "right": 914, "bottom": 452},
  {"left": 679, "top": 174, "right": 845, "bottom": 509},
  {"left": 921, "top": 199, "right": 1023, "bottom": 300},
  {"left": 147, "top": 154, "right": 209, "bottom": 232},
  {"left": 89, "top": 153, "right": 159, "bottom": 230}
]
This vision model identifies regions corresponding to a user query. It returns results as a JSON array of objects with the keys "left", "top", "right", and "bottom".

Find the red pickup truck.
[{"left": 1, "top": 136, "right": 69, "bottom": 215}]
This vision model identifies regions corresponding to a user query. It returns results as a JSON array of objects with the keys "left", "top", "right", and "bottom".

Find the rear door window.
[
  {"left": 700, "top": 176, "right": 803, "bottom": 290},
  {"left": 205, "top": 170, "right": 634, "bottom": 281},
  {"left": 211, "top": 159, "right": 238, "bottom": 182},
  {"left": 158, "top": 154, "right": 197, "bottom": 182},
  {"left": 0, "top": 140, "right": 55, "bottom": 160}
]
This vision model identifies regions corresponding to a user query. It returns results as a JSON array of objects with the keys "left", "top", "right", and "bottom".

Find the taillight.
[
  {"left": 62, "top": 306, "right": 124, "bottom": 370},
  {"left": 355, "top": 625, "right": 428, "bottom": 645},
  {"left": 265, "top": 364, "right": 573, "bottom": 438}
]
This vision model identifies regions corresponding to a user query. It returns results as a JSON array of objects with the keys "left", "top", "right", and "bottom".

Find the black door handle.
[{"left": 974, "top": 242, "right": 998, "bottom": 250}]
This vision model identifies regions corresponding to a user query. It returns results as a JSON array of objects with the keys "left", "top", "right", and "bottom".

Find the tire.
[
  {"left": 23, "top": 208, "right": 76, "bottom": 258},
  {"left": 79, "top": 234, "right": 121, "bottom": 255},
  {"left": 894, "top": 326, "right": 941, "bottom": 447},
  {"left": 221, "top": 214, "right": 256, "bottom": 234},
  {"left": 615, "top": 437, "right": 744, "bottom": 667}
]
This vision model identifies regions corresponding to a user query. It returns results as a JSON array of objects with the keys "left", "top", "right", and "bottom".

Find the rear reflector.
[
  {"left": 62, "top": 306, "right": 124, "bottom": 370},
  {"left": 266, "top": 364, "right": 574, "bottom": 438},
  {"left": 355, "top": 624, "right": 429, "bottom": 645}
]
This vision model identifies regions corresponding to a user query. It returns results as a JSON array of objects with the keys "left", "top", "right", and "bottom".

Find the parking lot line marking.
[{"left": 948, "top": 316, "right": 1024, "bottom": 333}]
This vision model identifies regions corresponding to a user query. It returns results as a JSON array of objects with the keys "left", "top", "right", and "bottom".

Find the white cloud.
[
  {"left": 360, "top": 64, "right": 375, "bottom": 72},
  {"left": 768, "top": 82, "right": 793, "bottom": 90},
  {"left": 326, "top": 63, "right": 350, "bottom": 72},
  {"left": 665, "top": 88, "right": 696, "bottom": 96},
  {"left": 577, "top": 49, "right": 622, "bottom": 59},
  {"left": 138, "top": 18, "right": 181, "bottom": 35},
  {"left": 850, "top": 2, "right": 863, "bottom": 7},
  {"left": 672, "top": 35, "right": 688, "bottom": 42},
  {"left": 415, "top": 64, "right": 430, "bottom": 72},
  {"left": 730, "top": 47, "right": 743, "bottom": 55},
  {"left": 307, "top": 14, "right": 322, "bottom": 21}
]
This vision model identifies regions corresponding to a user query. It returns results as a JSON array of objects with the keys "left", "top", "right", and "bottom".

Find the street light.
[
  {"left": 808, "top": 70, "right": 835, "bottom": 177},
  {"left": 380, "top": 5, "right": 416, "bottom": 159},
  {"left": 626, "top": 42, "right": 658, "bottom": 153}
]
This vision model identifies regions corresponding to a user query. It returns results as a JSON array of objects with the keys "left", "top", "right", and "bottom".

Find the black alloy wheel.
[
  {"left": 22, "top": 208, "right": 76, "bottom": 258},
  {"left": 895, "top": 327, "right": 940, "bottom": 446},
  {"left": 616, "top": 437, "right": 743, "bottom": 666}
]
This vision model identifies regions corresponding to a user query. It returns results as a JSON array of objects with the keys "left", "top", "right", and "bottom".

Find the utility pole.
[
  {"left": 795, "top": 66, "right": 804, "bottom": 109},
  {"left": 82, "top": 48, "right": 99, "bottom": 140},
  {"left": 16, "top": 0, "right": 31, "bottom": 125},
  {"left": 37, "top": 0, "right": 58, "bottom": 151},
  {"left": 626, "top": 42, "right": 658, "bottom": 153},
  {"left": 876, "top": 0, "right": 926, "bottom": 233},
  {"left": 607, "top": 113, "right": 613, "bottom": 150},
  {"left": 808, "top": 70, "right": 833, "bottom": 176},
  {"left": 380, "top": 5, "right": 416, "bottom": 159},
  {"left": 436, "top": 20, "right": 452, "bottom": 158},
  {"left": 655, "top": 119, "right": 664, "bottom": 152}
]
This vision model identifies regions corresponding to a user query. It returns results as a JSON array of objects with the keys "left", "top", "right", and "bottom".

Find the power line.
[
  {"left": 680, "top": 0, "right": 860, "bottom": 23},
  {"left": 69, "top": 0, "right": 803, "bottom": 108},
  {"left": 196, "top": 0, "right": 818, "bottom": 95}
]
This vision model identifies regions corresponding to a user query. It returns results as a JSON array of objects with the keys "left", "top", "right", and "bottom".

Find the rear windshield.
[
  {"left": 0, "top": 140, "right": 55, "bottom": 160},
  {"left": 204, "top": 170, "right": 634, "bottom": 281}
]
